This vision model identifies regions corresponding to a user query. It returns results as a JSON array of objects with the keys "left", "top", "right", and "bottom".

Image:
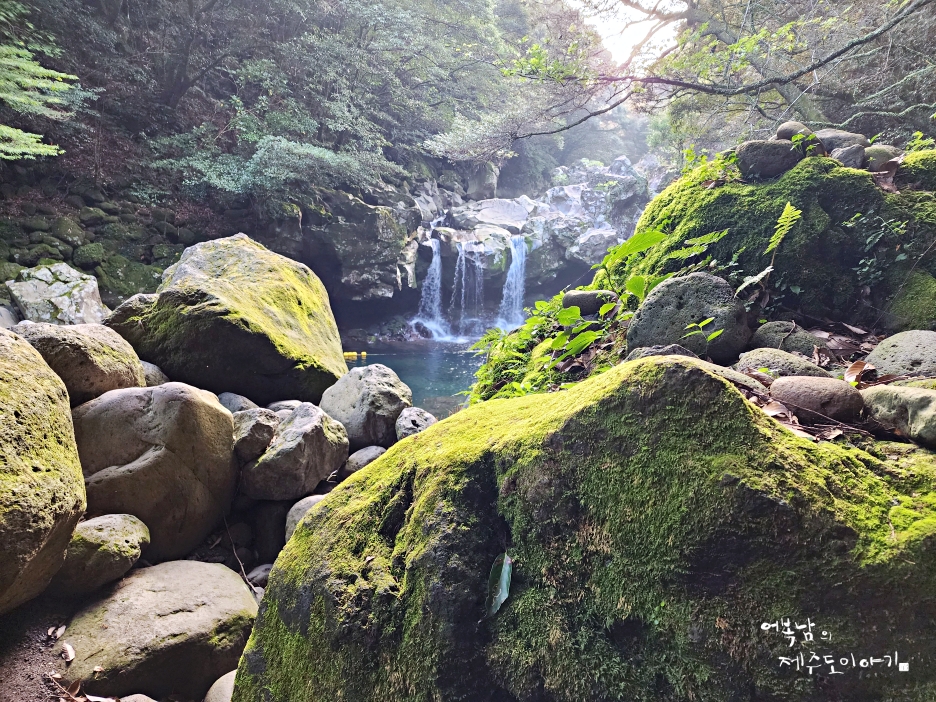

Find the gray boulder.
[
  {"left": 12, "top": 321, "right": 146, "bottom": 406},
  {"left": 750, "top": 321, "right": 828, "bottom": 356},
  {"left": 0, "top": 328, "right": 86, "bottom": 615},
  {"left": 769, "top": 376, "right": 864, "bottom": 424},
  {"left": 626, "top": 273, "right": 751, "bottom": 365},
  {"left": 736, "top": 140, "right": 803, "bottom": 179},
  {"left": 862, "top": 386, "right": 936, "bottom": 447},
  {"left": 0, "top": 304, "right": 18, "bottom": 328},
  {"left": 814, "top": 129, "right": 870, "bottom": 152},
  {"left": 830, "top": 144, "right": 867, "bottom": 169},
  {"left": 736, "top": 348, "right": 831, "bottom": 378},
  {"left": 206, "top": 671, "right": 237, "bottom": 702},
  {"left": 268, "top": 399, "right": 302, "bottom": 413},
  {"left": 775, "top": 121, "right": 812, "bottom": 141},
  {"left": 865, "top": 144, "right": 903, "bottom": 171},
  {"left": 105, "top": 234, "right": 347, "bottom": 405},
  {"left": 320, "top": 364, "right": 413, "bottom": 451},
  {"left": 466, "top": 162, "right": 498, "bottom": 201},
  {"left": 141, "top": 361, "right": 169, "bottom": 387},
  {"left": 55, "top": 561, "right": 257, "bottom": 699},
  {"left": 285, "top": 494, "right": 326, "bottom": 541},
  {"left": 625, "top": 344, "right": 697, "bottom": 361},
  {"left": 47, "top": 514, "right": 150, "bottom": 597},
  {"left": 338, "top": 446, "right": 387, "bottom": 480},
  {"left": 561, "top": 289, "right": 618, "bottom": 316},
  {"left": 240, "top": 403, "right": 349, "bottom": 501},
  {"left": 865, "top": 330, "right": 936, "bottom": 377},
  {"left": 72, "top": 382, "right": 238, "bottom": 562},
  {"left": 396, "top": 407, "right": 439, "bottom": 441},
  {"left": 233, "top": 408, "right": 280, "bottom": 464},
  {"left": 5, "top": 262, "right": 110, "bottom": 324},
  {"left": 219, "top": 392, "right": 259, "bottom": 413}
]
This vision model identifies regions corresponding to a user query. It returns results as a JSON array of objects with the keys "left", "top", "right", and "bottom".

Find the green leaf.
[
  {"left": 698, "top": 317, "right": 715, "bottom": 328},
  {"left": 625, "top": 275, "right": 647, "bottom": 301},
  {"left": 595, "top": 227, "right": 667, "bottom": 269},
  {"left": 599, "top": 301, "right": 616, "bottom": 317},
  {"left": 735, "top": 266, "right": 773, "bottom": 296},
  {"left": 706, "top": 328, "right": 724, "bottom": 342},
  {"left": 556, "top": 306, "right": 581, "bottom": 326},
  {"left": 550, "top": 331, "right": 570, "bottom": 350},
  {"left": 484, "top": 552, "right": 513, "bottom": 618}
]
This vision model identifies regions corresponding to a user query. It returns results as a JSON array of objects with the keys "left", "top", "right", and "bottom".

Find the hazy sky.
[{"left": 570, "top": 1, "right": 679, "bottom": 64}]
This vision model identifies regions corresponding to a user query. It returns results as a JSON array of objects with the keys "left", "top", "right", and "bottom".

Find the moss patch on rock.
[{"left": 234, "top": 356, "right": 936, "bottom": 701}]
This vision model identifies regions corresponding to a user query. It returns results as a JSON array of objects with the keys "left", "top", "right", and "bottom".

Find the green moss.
[
  {"left": 889, "top": 270, "right": 936, "bottom": 331},
  {"left": 94, "top": 254, "right": 164, "bottom": 300},
  {"left": 235, "top": 356, "right": 936, "bottom": 701},
  {"left": 614, "top": 157, "right": 936, "bottom": 329},
  {"left": 897, "top": 150, "right": 936, "bottom": 192}
]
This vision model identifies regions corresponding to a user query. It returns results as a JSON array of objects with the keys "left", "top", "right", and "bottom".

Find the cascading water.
[
  {"left": 496, "top": 235, "right": 527, "bottom": 329},
  {"left": 448, "top": 241, "right": 485, "bottom": 336},
  {"left": 413, "top": 237, "right": 450, "bottom": 338}
]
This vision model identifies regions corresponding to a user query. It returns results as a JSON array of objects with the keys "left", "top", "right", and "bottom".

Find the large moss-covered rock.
[
  {"left": 0, "top": 328, "right": 86, "bottom": 614},
  {"left": 612, "top": 155, "right": 936, "bottom": 330},
  {"left": 106, "top": 234, "right": 347, "bottom": 405},
  {"left": 234, "top": 356, "right": 936, "bottom": 702}
]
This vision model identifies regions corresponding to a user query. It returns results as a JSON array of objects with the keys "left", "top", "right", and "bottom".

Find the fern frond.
[{"left": 765, "top": 202, "right": 802, "bottom": 255}]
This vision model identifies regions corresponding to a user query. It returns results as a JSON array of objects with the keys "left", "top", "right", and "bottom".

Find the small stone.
[
  {"left": 561, "top": 289, "right": 618, "bottom": 316},
  {"left": 219, "top": 392, "right": 259, "bottom": 413},
  {"left": 233, "top": 408, "right": 280, "bottom": 464},
  {"left": 338, "top": 446, "right": 387, "bottom": 480},
  {"left": 862, "top": 386, "right": 936, "bottom": 447},
  {"left": 72, "top": 242, "right": 105, "bottom": 269},
  {"left": 749, "top": 321, "right": 828, "bottom": 357},
  {"left": 814, "top": 129, "right": 870, "bottom": 152},
  {"left": 205, "top": 671, "right": 237, "bottom": 702},
  {"left": 775, "top": 121, "right": 812, "bottom": 141},
  {"left": 865, "top": 330, "right": 936, "bottom": 377},
  {"left": 141, "top": 361, "right": 169, "bottom": 386},
  {"left": 286, "top": 495, "right": 326, "bottom": 541},
  {"left": 47, "top": 514, "right": 150, "bottom": 597},
  {"left": 246, "top": 563, "right": 273, "bottom": 588},
  {"left": 736, "top": 348, "right": 831, "bottom": 378},
  {"left": 769, "top": 376, "right": 864, "bottom": 425},
  {"left": 396, "top": 407, "right": 438, "bottom": 441},
  {"left": 267, "top": 399, "right": 301, "bottom": 413},
  {"left": 830, "top": 144, "right": 867, "bottom": 169},
  {"left": 865, "top": 145, "right": 903, "bottom": 171},
  {"left": 736, "top": 140, "right": 803, "bottom": 179}
]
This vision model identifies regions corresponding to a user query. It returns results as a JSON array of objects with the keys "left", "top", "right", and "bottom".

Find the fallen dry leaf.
[
  {"left": 66, "top": 680, "right": 80, "bottom": 696},
  {"left": 761, "top": 400, "right": 791, "bottom": 418},
  {"left": 844, "top": 360, "right": 875, "bottom": 385},
  {"left": 841, "top": 323, "right": 869, "bottom": 336},
  {"left": 62, "top": 643, "right": 75, "bottom": 663}
]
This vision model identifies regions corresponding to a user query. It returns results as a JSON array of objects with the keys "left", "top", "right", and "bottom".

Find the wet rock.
[
  {"left": 626, "top": 273, "right": 751, "bottom": 365},
  {"left": 47, "top": 514, "right": 150, "bottom": 597},
  {"left": 220, "top": 392, "right": 259, "bottom": 413},
  {"left": 72, "top": 382, "right": 237, "bottom": 562},
  {"left": 285, "top": 494, "right": 326, "bottom": 541},
  {"left": 0, "top": 328, "right": 85, "bottom": 614},
  {"left": 862, "top": 386, "right": 936, "bottom": 447},
  {"left": 561, "top": 289, "right": 618, "bottom": 316},
  {"left": 320, "top": 364, "right": 413, "bottom": 451},
  {"left": 12, "top": 321, "right": 146, "bottom": 405},
  {"left": 240, "top": 403, "right": 348, "bottom": 501},
  {"left": 395, "top": 406, "right": 438, "bottom": 441},
  {"left": 105, "top": 234, "right": 347, "bottom": 405},
  {"left": 5, "top": 262, "right": 110, "bottom": 324},
  {"left": 865, "top": 330, "right": 936, "bottom": 377},
  {"left": 141, "top": 361, "right": 169, "bottom": 386},
  {"left": 233, "top": 408, "right": 279, "bottom": 464},
  {"left": 56, "top": 561, "right": 257, "bottom": 699},
  {"left": 749, "top": 321, "right": 828, "bottom": 357},
  {"left": 736, "top": 140, "right": 803, "bottom": 179},
  {"left": 736, "top": 348, "right": 831, "bottom": 378},
  {"left": 769, "top": 376, "right": 863, "bottom": 424}
]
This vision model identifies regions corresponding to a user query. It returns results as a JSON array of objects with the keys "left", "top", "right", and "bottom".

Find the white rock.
[{"left": 5, "top": 262, "right": 110, "bottom": 324}]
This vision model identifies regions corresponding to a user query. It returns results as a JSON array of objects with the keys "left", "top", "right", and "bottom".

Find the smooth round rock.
[
  {"left": 736, "top": 348, "right": 831, "bottom": 378},
  {"left": 561, "top": 289, "right": 618, "bottom": 316},
  {"left": 750, "top": 321, "right": 828, "bottom": 357},
  {"left": 814, "top": 128, "right": 870, "bottom": 152},
  {"left": 776, "top": 121, "right": 811, "bottom": 141},
  {"left": 320, "top": 364, "right": 413, "bottom": 451},
  {"left": 396, "top": 406, "right": 438, "bottom": 441},
  {"left": 205, "top": 671, "right": 236, "bottom": 702},
  {"left": 862, "top": 385, "right": 936, "bottom": 448},
  {"left": 267, "top": 399, "right": 301, "bottom": 413},
  {"left": 865, "top": 144, "right": 903, "bottom": 171},
  {"left": 47, "top": 514, "right": 150, "bottom": 597},
  {"left": 286, "top": 494, "right": 326, "bottom": 541},
  {"left": 769, "top": 376, "right": 864, "bottom": 424},
  {"left": 141, "top": 361, "right": 169, "bottom": 387},
  {"left": 625, "top": 344, "right": 697, "bottom": 361},
  {"left": 338, "top": 446, "right": 387, "bottom": 481},
  {"left": 219, "top": 392, "right": 258, "bottom": 413},
  {"left": 736, "top": 140, "right": 803, "bottom": 179},
  {"left": 865, "top": 330, "right": 936, "bottom": 377},
  {"left": 626, "top": 273, "right": 751, "bottom": 365},
  {"left": 12, "top": 321, "right": 145, "bottom": 406}
]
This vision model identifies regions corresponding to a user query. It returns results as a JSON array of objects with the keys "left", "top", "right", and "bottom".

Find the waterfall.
[
  {"left": 449, "top": 241, "right": 485, "bottom": 336},
  {"left": 413, "top": 237, "right": 450, "bottom": 338},
  {"left": 497, "top": 235, "right": 527, "bottom": 329}
]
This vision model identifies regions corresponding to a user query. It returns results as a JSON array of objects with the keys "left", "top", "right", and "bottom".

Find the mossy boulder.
[
  {"left": 106, "top": 234, "right": 347, "bottom": 405},
  {"left": 614, "top": 156, "right": 936, "bottom": 330},
  {"left": 0, "top": 328, "right": 86, "bottom": 614},
  {"left": 234, "top": 356, "right": 936, "bottom": 702},
  {"left": 94, "top": 253, "right": 164, "bottom": 304},
  {"left": 896, "top": 150, "right": 936, "bottom": 192}
]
